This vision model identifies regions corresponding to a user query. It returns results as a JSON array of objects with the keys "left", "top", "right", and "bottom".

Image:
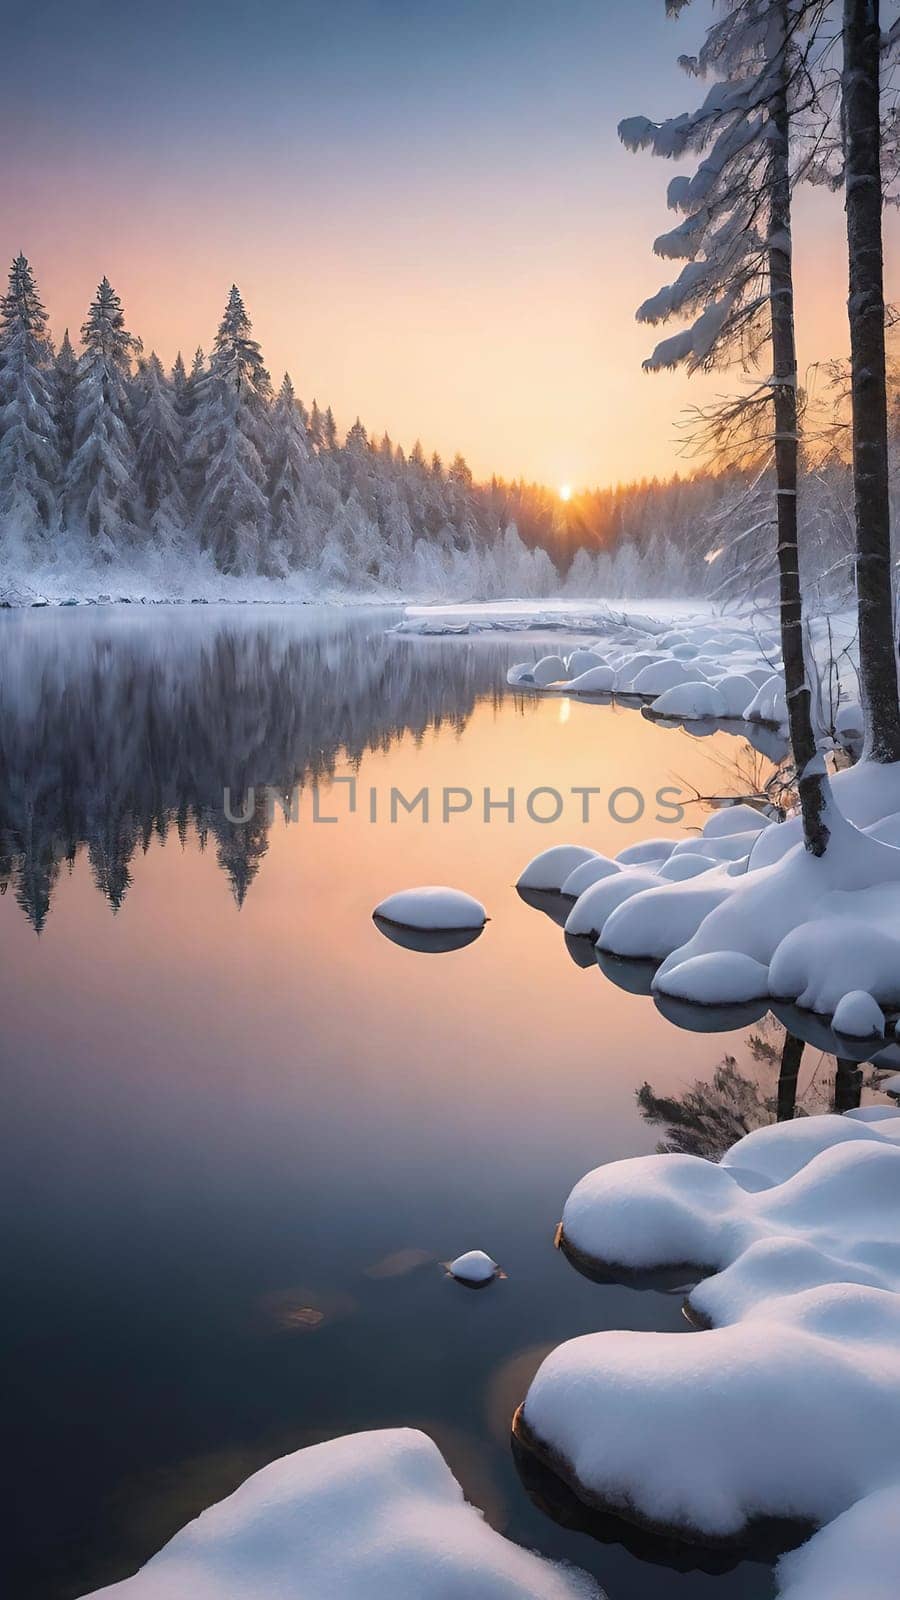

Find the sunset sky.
[{"left": 4, "top": 0, "right": 896, "bottom": 489}]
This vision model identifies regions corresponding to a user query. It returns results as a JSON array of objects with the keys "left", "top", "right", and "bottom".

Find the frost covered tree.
[
  {"left": 269, "top": 372, "right": 315, "bottom": 569},
  {"left": 193, "top": 286, "right": 273, "bottom": 574},
  {"left": 65, "top": 277, "right": 142, "bottom": 559},
  {"left": 621, "top": 0, "right": 832, "bottom": 855},
  {"left": 133, "top": 352, "right": 187, "bottom": 542},
  {"left": 840, "top": 0, "right": 900, "bottom": 761},
  {"left": 53, "top": 329, "right": 78, "bottom": 470},
  {"left": 0, "top": 254, "right": 59, "bottom": 557}
]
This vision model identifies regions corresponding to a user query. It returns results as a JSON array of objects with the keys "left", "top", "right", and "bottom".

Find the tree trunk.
[
  {"left": 843, "top": 0, "right": 900, "bottom": 763},
  {"left": 776, "top": 1031, "right": 804, "bottom": 1121},
  {"left": 769, "top": 8, "right": 831, "bottom": 855}
]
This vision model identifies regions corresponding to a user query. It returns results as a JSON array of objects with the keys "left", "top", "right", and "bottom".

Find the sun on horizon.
[{"left": 559, "top": 483, "right": 572, "bottom": 502}]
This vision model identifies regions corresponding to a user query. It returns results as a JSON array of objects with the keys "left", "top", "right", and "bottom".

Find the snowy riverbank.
[{"left": 516, "top": 1108, "right": 900, "bottom": 1599}]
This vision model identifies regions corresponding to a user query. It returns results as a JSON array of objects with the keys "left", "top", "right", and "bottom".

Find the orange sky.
[{"left": 3, "top": 1, "right": 896, "bottom": 490}]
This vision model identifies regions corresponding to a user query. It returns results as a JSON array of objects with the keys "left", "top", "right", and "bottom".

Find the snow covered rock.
[
  {"left": 566, "top": 649, "right": 607, "bottom": 676},
  {"left": 832, "top": 990, "right": 886, "bottom": 1041},
  {"left": 715, "top": 674, "right": 762, "bottom": 719},
  {"left": 649, "top": 681, "right": 727, "bottom": 720},
  {"left": 532, "top": 654, "right": 569, "bottom": 687},
  {"left": 565, "top": 664, "right": 616, "bottom": 694},
  {"left": 373, "top": 887, "right": 486, "bottom": 932},
  {"left": 560, "top": 856, "right": 620, "bottom": 897},
  {"left": 518, "top": 846, "right": 599, "bottom": 893},
  {"left": 745, "top": 675, "right": 787, "bottom": 725},
  {"left": 654, "top": 951, "right": 770, "bottom": 1006},
  {"left": 564, "top": 869, "right": 659, "bottom": 940},
  {"left": 775, "top": 1485, "right": 900, "bottom": 1600},
  {"left": 446, "top": 1249, "right": 500, "bottom": 1285},
  {"left": 84, "top": 1428, "right": 599, "bottom": 1599},
  {"left": 835, "top": 702, "right": 864, "bottom": 742},
  {"left": 599, "top": 879, "right": 732, "bottom": 961},
  {"left": 701, "top": 804, "right": 770, "bottom": 840},
  {"left": 519, "top": 1113, "right": 900, "bottom": 1565},
  {"left": 629, "top": 660, "right": 704, "bottom": 696},
  {"left": 615, "top": 836, "right": 676, "bottom": 866}
]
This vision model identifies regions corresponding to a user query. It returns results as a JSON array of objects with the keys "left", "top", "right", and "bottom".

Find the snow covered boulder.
[
  {"left": 518, "top": 1115, "right": 900, "bottom": 1559},
  {"left": 373, "top": 887, "right": 486, "bottom": 932},
  {"left": 518, "top": 845, "right": 598, "bottom": 894},
  {"left": 745, "top": 675, "right": 787, "bottom": 725},
  {"left": 564, "top": 869, "right": 659, "bottom": 941},
  {"left": 598, "top": 879, "right": 732, "bottom": 961},
  {"left": 657, "top": 853, "right": 720, "bottom": 881},
  {"left": 560, "top": 856, "right": 620, "bottom": 897},
  {"left": 715, "top": 674, "right": 762, "bottom": 719},
  {"left": 649, "top": 681, "right": 727, "bottom": 720},
  {"left": 446, "top": 1249, "right": 500, "bottom": 1285},
  {"left": 775, "top": 1485, "right": 900, "bottom": 1600},
  {"left": 84, "top": 1428, "right": 599, "bottom": 1599},
  {"left": 565, "top": 664, "right": 616, "bottom": 694},
  {"left": 701, "top": 804, "right": 770, "bottom": 840},
  {"left": 835, "top": 702, "right": 864, "bottom": 743},
  {"left": 654, "top": 951, "right": 770, "bottom": 1006},
  {"left": 615, "top": 836, "right": 676, "bottom": 867},
  {"left": 566, "top": 649, "right": 607, "bottom": 677},
  {"left": 832, "top": 990, "right": 886, "bottom": 1041},
  {"left": 532, "top": 654, "right": 569, "bottom": 687},
  {"left": 629, "top": 660, "right": 704, "bottom": 697}
]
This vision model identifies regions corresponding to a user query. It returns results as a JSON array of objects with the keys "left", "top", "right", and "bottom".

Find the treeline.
[{"left": 0, "top": 253, "right": 752, "bottom": 601}]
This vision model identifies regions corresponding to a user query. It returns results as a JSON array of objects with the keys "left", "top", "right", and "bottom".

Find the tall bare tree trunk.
[
  {"left": 769, "top": 5, "right": 831, "bottom": 854},
  {"left": 843, "top": 0, "right": 900, "bottom": 763}
]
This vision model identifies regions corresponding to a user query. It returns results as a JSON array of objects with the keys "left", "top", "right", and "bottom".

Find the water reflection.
[{"left": 0, "top": 607, "right": 520, "bottom": 930}]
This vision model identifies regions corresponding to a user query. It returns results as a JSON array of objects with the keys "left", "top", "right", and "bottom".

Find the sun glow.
[{"left": 559, "top": 484, "right": 572, "bottom": 502}]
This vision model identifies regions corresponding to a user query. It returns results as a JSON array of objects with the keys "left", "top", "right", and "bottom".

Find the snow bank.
[
  {"left": 519, "top": 1112, "right": 900, "bottom": 1577},
  {"left": 524, "top": 756, "right": 900, "bottom": 1027},
  {"left": 85, "top": 1428, "right": 599, "bottom": 1599},
  {"left": 373, "top": 887, "right": 486, "bottom": 931}
]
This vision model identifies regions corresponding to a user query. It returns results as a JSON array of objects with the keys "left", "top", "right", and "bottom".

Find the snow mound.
[
  {"left": 629, "top": 660, "right": 703, "bottom": 696},
  {"left": 832, "top": 990, "right": 886, "bottom": 1041},
  {"left": 532, "top": 654, "right": 569, "bottom": 686},
  {"left": 776, "top": 1485, "right": 900, "bottom": 1600},
  {"left": 657, "top": 950, "right": 770, "bottom": 1005},
  {"left": 373, "top": 887, "right": 486, "bottom": 931},
  {"left": 650, "top": 681, "right": 727, "bottom": 719},
  {"left": 615, "top": 836, "right": 676, "bottom": 866},
  {"left": 565, "top": 664, "right": 616, "bottom": 694},
  {"left": 447, "top": 1249, "right": 499, "bottom": 1284},
  {"left": 521, "top": 1114, "right": 900, "bottom": 1568},
  {"left": 701, "top": 803, "right": 770, "bottom": 839},
  {"left": 560, "top": 856, "right": 621, "bottom": 897},
  {"left": 745, "top": 674, "right": 787, "bottom": 725},
  {"left": 564, "top": 869, "right": 659, "bottom": 940},
  {"left": 518, "top": 846, "right": 598, "bottom": 893},
  {"left": 85, "top": 1428, "right": 600, "bottom": 1599},
  {"left": 714, "top": 674, "right": 760, "bottom": 718}
]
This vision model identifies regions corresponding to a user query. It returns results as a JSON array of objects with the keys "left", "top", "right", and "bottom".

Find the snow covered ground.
[
  {"left": 83, "top": 1429, "right": 600, "bottom": 1599},
  {"left": 517, "top": 1109, "right": 900, "bottom": 1599}
]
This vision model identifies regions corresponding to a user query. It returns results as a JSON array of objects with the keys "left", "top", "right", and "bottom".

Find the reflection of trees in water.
[
  {"left": 0, "top": 611, "right": 521, "bottom": 929},
  {"left": 638, "top": 1016, "right": 878, "bottom": 1161}
]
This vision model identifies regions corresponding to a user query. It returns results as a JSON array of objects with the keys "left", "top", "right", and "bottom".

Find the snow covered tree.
[
  {"left": 0, "top": 254, "right": 59, "bottom": 556},
  {"left": 841, "top": 0, "right": 900, "bottom": 762},
  {"left": 621, "top": 0, "right": 832, "bottom": 855},
  {"left": 193, "top": 286, "right": 273, "bottom": 574},
  {"left": 133, "top": 352, "right": 187, "bottom": 542},
  {"left": 53, "top": 329, "right": 78, "bottom": 470},
  {"left": 269, "top": 372, "right": 314, "bottom": 569},
  {"left": 322, "top": 405, "right": 338, "bottom": 450},
  {"left": 308, "top": 398, "right": 323, "bottom": 449},
  {"left": 65, "top": 276, "right": 142, "bottom": 559}
]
